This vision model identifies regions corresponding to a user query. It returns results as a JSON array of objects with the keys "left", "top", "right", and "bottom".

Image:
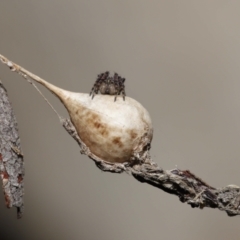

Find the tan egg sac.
[{"left": 35, "top": 80, "right": 153, "bottom": 163}]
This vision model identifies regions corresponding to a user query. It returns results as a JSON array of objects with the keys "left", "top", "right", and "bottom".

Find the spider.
[{"left": 89, "top": 71, "right": 126, "bottom": 101}]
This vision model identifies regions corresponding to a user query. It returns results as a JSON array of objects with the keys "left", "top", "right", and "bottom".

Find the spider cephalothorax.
[{"left": 90, "top": 72, "right": 126, "bottom": 101}]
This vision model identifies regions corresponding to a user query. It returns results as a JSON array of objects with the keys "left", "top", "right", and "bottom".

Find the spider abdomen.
[
  {"left": 108, "top": 83, "right": 117, "bottom": 95},
  {"left": 99, "top": 82, "right": 108, "bottom": 94}
]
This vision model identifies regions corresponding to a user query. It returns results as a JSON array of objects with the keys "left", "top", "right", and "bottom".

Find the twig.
[{"left": 1, "top": 53, "right": 240, "bottom": 217}]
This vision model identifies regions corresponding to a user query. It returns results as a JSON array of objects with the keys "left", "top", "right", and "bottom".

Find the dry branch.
[{"left": 0, "top": 53, "right": 240, "bottom": 217}]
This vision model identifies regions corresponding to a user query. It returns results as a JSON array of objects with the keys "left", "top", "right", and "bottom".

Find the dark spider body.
[{"left": 90, "top": 72, "right": 126, "bottom": 101}]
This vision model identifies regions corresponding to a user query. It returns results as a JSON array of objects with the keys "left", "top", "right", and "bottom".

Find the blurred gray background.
[{"left": 1, "top": 1, "right": 240, "bottom": 239}]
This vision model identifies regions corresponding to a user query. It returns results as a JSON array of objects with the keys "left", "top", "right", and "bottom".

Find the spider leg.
[
  {"left": 90, "top": 71, "right": 109, "bottom": 99},
  {"left": 121, "top": 83, "right": 126, "bottom": 101},
  {"left": 91, "top": 87, "right": 99, "bottom": 99},
  {"left": 118, "top": 77, "right": 126, "bottom": 101},
  {"left": 90, "top": 81, "right": 99, "bottom": 99},
  {"left": 89, "top": 74, "right": 101, "bottom": 97},
  {"left": 113, "top": 73, "right": 120, "bottom": 102},
  {"left": 89, "top": 85, "right": 96, "bottom": 96}
]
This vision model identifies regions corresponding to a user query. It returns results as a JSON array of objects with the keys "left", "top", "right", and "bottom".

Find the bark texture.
[{"left": 0, "top": 80, "right": 24, "bottom": 218}]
